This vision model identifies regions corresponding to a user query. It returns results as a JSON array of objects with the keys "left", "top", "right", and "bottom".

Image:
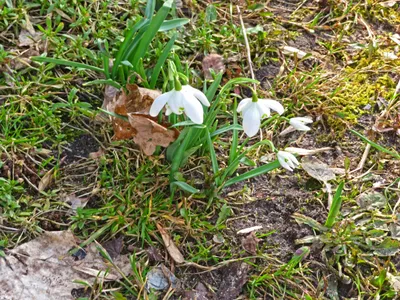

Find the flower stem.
[{"left": 237, "top": 5, "right": 257, "bottom": 91}]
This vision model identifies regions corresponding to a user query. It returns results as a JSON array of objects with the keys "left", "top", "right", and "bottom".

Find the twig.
[
  {"left": 350, "top": 143, "right": 371, "bottom": 174},
  {"left": 237, "top": 5, "right": 256, "bottom": 90}
]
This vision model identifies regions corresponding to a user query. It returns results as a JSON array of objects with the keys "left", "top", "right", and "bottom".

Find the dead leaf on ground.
[
  {"left": 102, "top": 237, "right": 124, "bottom": 260},
  {"left": 301, "top": 156, "right": 336, "bottom": 208},
  {"left": 96, "top": 85, "right": 119, "bottom": 122},
  {"left": 64, "top": 194, "right": 89, "bottom": 213},
  {"left": 216, "top": 262, "right": 250, "bottom": 300},
  {"left": 202, "top": 53, "right": 225, "bottom": 80},
  {"left": 88, "top": 148, "right": 105, "bottom": 159},
  {"left": 0, "top": 231, "right": 131, "bottom": 300},
  {"left": 38, "top": 169, "right": 54, "bottom": 192},
  {"left": 182, "top": 282, "right": 210, "bottom": 300},
  {"left": 301, "top": 156, "right": 336, "bottom": 182},
  {"left": 156, "top": 223, "right": 185, "bottom": 264},
  {"left": 106, "top": 84, "right": 178, "bottom": 155},
  {"left": 0, "top": 49, "right": 39, "bottom": 82},
  {"left": 128, "top": 114, "right": 178, "bottom": 156},
  {"left": 146, "top": 246, "right": 164, "bottom": 263},
  {"left": 19, "top": 29, "right": 42, "bottom": 47},
  {"left": 241, "top": 232, "right": 260, "bottom": 255}
]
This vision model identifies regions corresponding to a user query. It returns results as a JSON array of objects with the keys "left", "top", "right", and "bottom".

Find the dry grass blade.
[
  {"left": 156, "top": 223, "right": 185, "bottom": 264},
  {"left": 38, "top": 169, "right": 54, "bottom": 192}
]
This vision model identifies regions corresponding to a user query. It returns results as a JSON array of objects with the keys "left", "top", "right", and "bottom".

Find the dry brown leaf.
[
  {"left": 19, "top": 29, "right": 42, "bottom": 47},
  {"left": 202, "top": 53, "right": 225, "bottom": 80},
  {"left": 64, "top": 194, "right": 89, "bottom": 213},
  {"left": 38, "top": 169, "right": 54, "bottom": 192},
  {"left": 102, "top": 237, "right": 124, "bottom": 260},
  {"left": 1, "top": 231, "right": 131, "bottom": 300},
  {"left": 156, "top": 223, "right": 185, "bottom": 264},
  {"left": 106, "top": 84, "right": 178, "bottom": 155},
  {"left": 124, "top": 83, "right": 161, "bottom": 114},
  {"left": 241, "top": 232, "right": 260, "bottom": 255},
  {"left": 301, "top": 156, "right": 336, "bottom": 182},
  {"left": 88, "top": 148, "right": 105, "bottom": 159}
]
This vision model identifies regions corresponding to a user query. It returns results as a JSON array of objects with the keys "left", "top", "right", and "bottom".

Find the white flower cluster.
[{"left": 150, "top": 85, "right": 313, "bottom": 172}]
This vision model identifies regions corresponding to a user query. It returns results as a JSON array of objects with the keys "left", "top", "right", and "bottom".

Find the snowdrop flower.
[
  {"left": 277, "top": 150, "right": 299, "bottom": 172},
  {"left": 289, "top": 117, "right": 313, "bottom": 131},
  {"left": 237, "top": 96, "right": 284, "bottom": 137},
  {"left": 150, "top": 85, "right": 210, "bottom": 124}
]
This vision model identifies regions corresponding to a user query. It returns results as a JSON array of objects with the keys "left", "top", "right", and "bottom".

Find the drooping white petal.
[
  {"left": 261, "top": 99, "right": 284, "bottom": 115},
  {"left": 242, "top": 103, "right": 261, "bottom": 137},
  {"left": 149, "top": 91, "right": 173, "bottom": 116},
  {"left": 292, "top": 117, "right": 313, "bottom": 124},
  {"left": 183, "top": 85, "right": 210, "bottom": 107},
  {"left": 237, "top": 98, "right": 252, "bottom": 113},
  {"left": 168, "top": 91, "right": 184, "bottom": 115},
  {"left": 277, "top": 151, "right": 299, "bottom": 172},
  {"left": 289, "top": 117, "right": 313, "bottom": 131},
  {"left": 182, "top": 93, "right": 204, "bottom": 124},
  {"left": 256, "top": 101, "right": 271, "bottom": 118},
  {"left": 290, "top": 121, "right": 310, "bottom": 131},
  {"left": 165, "top": 105, "right": 173, "bottom": 116},
  {"left": 278, "top": 153, "right": 293, "bottom": 171}
]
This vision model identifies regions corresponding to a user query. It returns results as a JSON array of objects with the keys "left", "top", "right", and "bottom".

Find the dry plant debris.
[
  {"left": 106, "top": 84, "right": 179, "bottom": 155},
  {"left": 156, "top": 223, "right": 185, "bottom": 264},
  {"left": 0, "top": 231, "right": 131, "bottom": 300}
]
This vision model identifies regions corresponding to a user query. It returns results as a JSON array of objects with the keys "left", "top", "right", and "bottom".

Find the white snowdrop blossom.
[
  {"left": 277, "top": 150, "right": 300, "bottom": 172},
  {"left": 289, "top": 117, "right": 313, "bottom": 131},
  {"left": 237, "top": 98, "right": 284, "bottom": 137},
  {"left": 150, "top": 85, "right": 210, "bottom": 124}
]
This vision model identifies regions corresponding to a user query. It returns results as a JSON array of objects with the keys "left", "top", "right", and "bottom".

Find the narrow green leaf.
[
  {"left": 158, "top": 18, "right": 190, "bottom": 32},
  {"left": 211, "top": 124, "right": 242, "bottom": 138},
  {"left": 293, "top": 213, "right": 328, "bottom": 232},
  {"left": 205, "top": 72, "right": 223, "bottom": 103},
  {"left": 350, "top": 129, "right": 400, "bottom": 159},
  {"left": 131, "top": 0, "right": 173, "bottom": 69},
  {"left": 98, "top": 108, "right": 128, "bottom": 122},
  {"left": 31, "top": 56, "right": 104, "bottom": 73},
  {"left": 172, "top": 181, "right": 199, "bottom": 194},
  {"left": 223, "top": 160, "right": 280, "bottom": 188},
  {"left": 221, "top": 139, "right": 275, "bottom": 183},
  {"left": 206, "top": 128, "right": 220, "bottom": 185},
  {"left": 121, "top": 60, "right": 134, "bottom": 68},
  {"left": 111, "top": 18, "right": 148, "bottom": 79},
  {"left": 144, "top": 0, "right": 156, "bottom": 19},
  {"left": 325, "top": 181, "right": 345, "bottom": 228},
  {"left": 171, "top": 120, "right": 205, "bottom": 128},
  {"left": 228, "top": 99, "right": 239, "bottom": 163},
  {"left": 180, "top": 144, "right": 202, "bottom": 167},
  {"left": 150, "top": 33, "right": 177, "bottom": 89},
  {"left": 83, "top": 79, "right": 121, "bottom": 89},
  {"left": 216, "top": 204, "right": 231, "bottom": 227}
]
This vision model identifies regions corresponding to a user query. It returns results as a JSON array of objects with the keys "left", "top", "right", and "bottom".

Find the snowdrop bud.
[{"left": 289, "top": 117, "right": 313, "bottom": 131}]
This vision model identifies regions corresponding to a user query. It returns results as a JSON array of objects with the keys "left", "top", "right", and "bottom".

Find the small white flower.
[
  {"left": 289, "top": 117, "right": 313, "bottom": 131},
  {"left": 237, "top": 98, "right": 284, "bottom": 137},
  {"left": 150, "top": 85, "right": 210, "bottom": 124},
  {"left": 277, "top": 150, "right": 299, "bottom": 172}
]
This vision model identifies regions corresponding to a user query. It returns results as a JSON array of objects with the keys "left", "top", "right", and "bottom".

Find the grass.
[{"left": 1, "top": 0, "right": 400, "bottom": 299}]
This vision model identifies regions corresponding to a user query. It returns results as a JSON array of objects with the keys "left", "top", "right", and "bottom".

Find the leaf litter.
[
  {"left": 156, "top": 223, "right": 185, "bottom": 264},
  {"left": 0, "top": 231, "right": 131, "bottom": 300},
  {"left": 106, "top": 84, "right": 179, "bottom": 155}
]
